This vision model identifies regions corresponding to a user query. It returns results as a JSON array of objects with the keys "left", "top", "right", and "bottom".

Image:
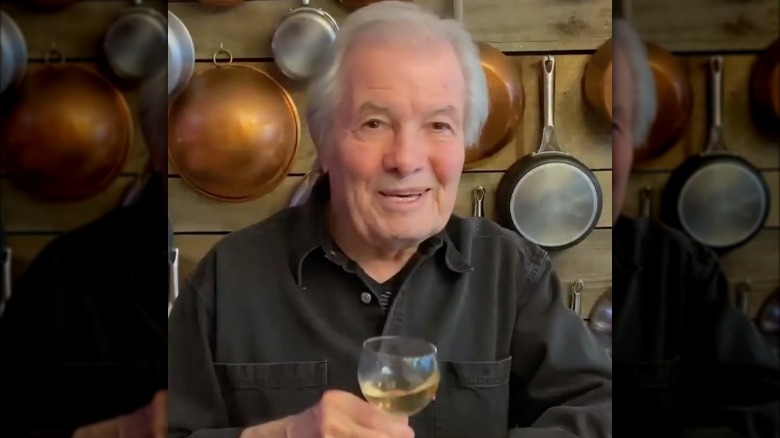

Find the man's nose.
[{"left": 383, "top": 127, "right": 425, "bottom": 176}]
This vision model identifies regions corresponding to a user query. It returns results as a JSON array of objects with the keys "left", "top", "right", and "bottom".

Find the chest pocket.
[
  {"left": 215, "top": 360, "right": 328, "bottom": 426},
  {"left": 434, "top": 357, "right": 512, "bottom": 438}
]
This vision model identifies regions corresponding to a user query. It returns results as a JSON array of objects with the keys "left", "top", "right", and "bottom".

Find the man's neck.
[{"left": 326, "top": 205, "right": 418, "bottom": 283}]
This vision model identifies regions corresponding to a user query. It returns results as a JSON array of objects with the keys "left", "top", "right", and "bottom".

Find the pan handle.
[
  {"left": 537, "top": 56, "right": 562, "bottom": 154},
  {"left": 570, "top": 278, "right": 583, "bottom": 316},
  {"left": 639, "top": 186, "right": 653, "bottom": 218},
  {"left": 736, "top": 280, "right": 750, "bottom": 315},
  {"left": 169, "top": 247, "right": 180, "bottom": 317},
  {"left": 1, "top": 247, "right": 11, "bottom": 317},
  {"left": 472, "top": 185, "right": 485, "bottom": 217},
  {"left": 705, "top": 56, "right": 728, "bottom": 153}
]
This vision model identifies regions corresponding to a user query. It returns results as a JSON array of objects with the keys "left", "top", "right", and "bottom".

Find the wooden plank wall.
[
  {"left": 622, "top": 0, "right": 779, "bottom": 318},
  {"left": 169, "top": 0, "right": 615, "bottom": 321},
  {"left": 2, "top": 0, "right": 612, "bottom": 320}
]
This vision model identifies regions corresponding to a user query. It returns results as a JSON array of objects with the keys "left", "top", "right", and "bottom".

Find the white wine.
[{"left": 360, "top": 372, "right": 440, "bottom": 416}]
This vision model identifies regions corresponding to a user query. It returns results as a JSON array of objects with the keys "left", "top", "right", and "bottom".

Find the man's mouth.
[{"left": 378, "top": 188, "right": 431, "bottom": 199}]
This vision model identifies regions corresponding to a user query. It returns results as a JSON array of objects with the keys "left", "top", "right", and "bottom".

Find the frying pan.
[
  {"left": 1, "top": 48, "right": 132, "bottom": 201},
  {"left": 103, "top": 0, "right": 167, "bottom": 83},
  {"left": 495, "top": 56, "right": 602, "bottom": 251},
  {"left": 750, "top": 38, "right": 780, "bottom": 129},
  {"left": 168, "top": 45, "right": 300, "bottom": 202},
  {"left": 660, "top": 57, "right": 770, "bottom": 253},
  {"left": 452, "top": 0, "right": 524, "bottom": 167},
  {"left": 167, "top": 10, "right": 195, "bottom": 97},
  {"left": 1, "top": 10, "right": 27, "bottom": 95},
  {"left": 271, "top": 0, "right": 339, "bottom": 82}
]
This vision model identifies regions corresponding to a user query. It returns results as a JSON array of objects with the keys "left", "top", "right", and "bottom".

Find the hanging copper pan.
[
  {"left": 750, "top": 38, "right": 780, "bottom": 129},
  {"left": 583, "top": 38, "right": 612, "bottom": 123},
  {"left": 452, "top": 0, "right": 523, "bottom": 168},
  {"left": 168, "top": 45, "right": 300, "bottom": 202},
  {"left": 1, "top": 48, "right": 131, "bottom": 202}
]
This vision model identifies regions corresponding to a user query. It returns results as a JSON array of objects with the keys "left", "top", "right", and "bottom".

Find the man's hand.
[
  {"left": 242, "top": 390, "right": 414, "bottom": 438},
  {"left": 72, "top": 390, "right": 167, "bottom": 438}
]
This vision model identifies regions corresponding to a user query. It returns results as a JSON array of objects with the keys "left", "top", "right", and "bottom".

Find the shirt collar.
[{"left": 288, "top": 175, "right": 472, "bottom": 287}]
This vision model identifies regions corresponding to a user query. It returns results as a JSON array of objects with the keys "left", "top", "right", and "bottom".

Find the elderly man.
[
  {"left": 611, "top": 19, "right": 780, "bottom": 438},
  {"left": 168, "top": 3, "right": 611, "bottom": 437}
]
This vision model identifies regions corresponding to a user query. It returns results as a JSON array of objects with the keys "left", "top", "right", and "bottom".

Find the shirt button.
[{"left": 360, "top": 292, "right": 372, "bottom": 304}]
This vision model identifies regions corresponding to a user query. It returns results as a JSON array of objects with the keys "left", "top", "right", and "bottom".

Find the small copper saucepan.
[
  {"left": 750, "top": 38, "right": 780, "bottom": 130},
  {"left": 452, "top": 0, "right": 524, "bottom": 168},
  {"left": 168, "top": 45, "right": 300, "bottom": 202},
  {"left": 1, "top": 47, "right": 132, "bottom": 201}
]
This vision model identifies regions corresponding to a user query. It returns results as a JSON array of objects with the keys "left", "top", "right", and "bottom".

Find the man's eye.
[
  {"left": 431, "top": 122, "right": 452, "bottom": 131},
  {"left": 363, "top": 120, "right": 383, "bottom": 129}
]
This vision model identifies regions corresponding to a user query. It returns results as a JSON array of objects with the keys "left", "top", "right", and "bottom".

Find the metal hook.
[
  {"left": 212, "top": 42, "right": 233, "bottom": 67},
  {"left": 44, "top": 43, "right": 65, "bottom": 65},
  {"left": 736, "top": 279, "right": 751, "bottom": 314}
]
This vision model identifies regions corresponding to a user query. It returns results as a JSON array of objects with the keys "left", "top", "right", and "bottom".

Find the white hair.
[
  {"left": 613, "top": 19, "right": 657, "bottom": 148},
  {"left": 305, "top": 1, "right": 489, "bottom": 153}
]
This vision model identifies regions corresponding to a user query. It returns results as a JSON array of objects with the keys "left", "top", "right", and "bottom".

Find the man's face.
[
  {"left": 321, "top": 38, "right": 466, "bottom": 249},
  {"left": 612, "top": 45, "right": 634, "bottom": 223}
]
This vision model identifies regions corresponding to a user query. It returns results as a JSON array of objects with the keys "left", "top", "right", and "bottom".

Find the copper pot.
[
  {"left": 453, "top": 0, "right": 523, "bottom": 167},
  {"left": 583, "top": 38, "right": 612, "bottom": 122},
  {"left": 168, "top": 47, "right": 300, "bottom": 202},
  {"left": 465, "top": 42, "right": 524, "bottom": 167},
  {"left": 1, "top": 55, "right": 131, "bottom": 202},
  {"left": 750, "top": 38, "right": 780, "bottom": 129},
  {"left": 633, "top": 43, "right": 693, "bottom": 164}
]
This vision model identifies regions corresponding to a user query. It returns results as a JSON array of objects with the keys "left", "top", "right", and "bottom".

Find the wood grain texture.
[
  {"left": 631, "top": 0, "right": 779, "bottom": 52},
  {"left": 166, "top": 55, "right": 612, "bottom": 175},
  {"left": 633, "top": 55, "right": 780, "bottom": 172},
  {"left": 168, "top": 0, "right": 611, "bottom": 57},
  {"left": 169, "top": 171, "right": 613, "bottom": 232}
]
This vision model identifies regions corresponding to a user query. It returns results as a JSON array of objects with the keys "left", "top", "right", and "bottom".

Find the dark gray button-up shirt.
[{"left": 168, "top": 182, "right": 612, "bottom": 438}]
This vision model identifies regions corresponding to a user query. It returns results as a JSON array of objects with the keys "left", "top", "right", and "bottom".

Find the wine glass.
[{"left": 358, "top": 336, "right": 439, "bottom": 416}]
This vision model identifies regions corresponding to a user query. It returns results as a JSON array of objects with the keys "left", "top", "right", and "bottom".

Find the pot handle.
[
  {"left": 452, "top": 0, "right": 463, "bottom": 22},
  {"left": 537, "top": 56, "right": 562, "bottom": 154},
  {"left": 569, "top": 278, "right": 583, "bottom": 316},
  {"left": 0, "top": 247, "right": 11, "bottom": 318},
  {"left": 639, "top": 186, "right": 653, "bottom": 218},
  {"left": 168, "top": 247, "right": 180, "bottom": 317}
]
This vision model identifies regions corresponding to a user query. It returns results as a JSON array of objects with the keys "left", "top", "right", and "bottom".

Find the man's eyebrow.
[
  {"left": 425, "top": 105, "right": 459, "bottom": 119},
  {"left": 356, "top": 102, "right": 391, "bottom": 116}
]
